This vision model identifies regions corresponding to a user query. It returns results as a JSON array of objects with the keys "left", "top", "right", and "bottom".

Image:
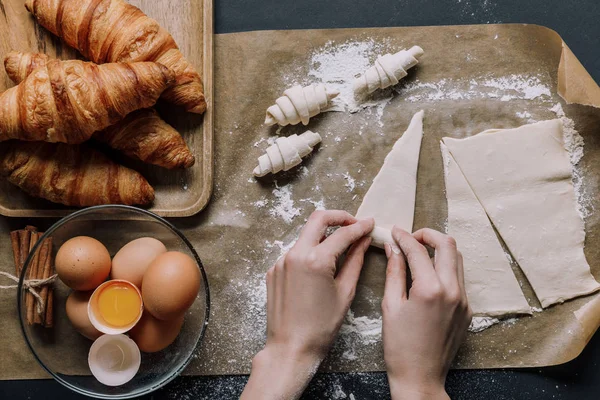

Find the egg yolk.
[{"left": 97, "top": 283, "right": 142, "bottom": 327}]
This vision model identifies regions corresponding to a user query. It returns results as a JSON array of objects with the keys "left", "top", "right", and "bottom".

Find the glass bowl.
[{"left": 17, "top": 205, "right": 210, "bottom": 399}]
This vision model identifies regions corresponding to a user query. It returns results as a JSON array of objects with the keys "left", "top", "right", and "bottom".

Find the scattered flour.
[
  {"left": 265, "top": 239, "right": 296, "bottom": 258},
  {"left": 253, "top": 199, "right": 269, "bottom": 208},
  {"left": 481, "top": 75, "right": 551, "bottom": 101},
  {"left": 307, "top": 39, "right": 393, "bottom": 113},
  {"left": 300, "top": 198, "right": 326, "bottom": 210},
  {"left": 336, "top": 310, "right": 382, "bottom": 361},
  {"left": 343, "top": 172, "right": 356, "bottom": 192},
  {"left": 401, "top": 75, "right": 551, "bottom": 103},
  {"left": 469, "top": 316, "right": 500, "bottom": 333},
  {"left": 269, "top": 184, "right": 302, "bottom": 223},
  {"left": 550, "top": 103, "right": 593, "bottom": 220}
]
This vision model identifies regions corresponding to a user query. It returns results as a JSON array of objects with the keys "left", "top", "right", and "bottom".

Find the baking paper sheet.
[{"left": 1, "top": 24, "right": 600, "bottom": 379}]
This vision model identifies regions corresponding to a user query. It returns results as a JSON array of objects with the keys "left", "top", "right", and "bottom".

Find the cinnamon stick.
[
  {"left": 25, "top": 231, "right": 40, "bottom": 325},
  {"left": 16, "top": 230, "right": 30, "bottom": 277},
  {"left": 10, "top": 231, "right": 20, "bottom": 276},
  {"left": 44, "top": 286, "right": 54, "bottom": 328},
  {"left": 35, "top": 238, "right": 53, "bottom": 325}
]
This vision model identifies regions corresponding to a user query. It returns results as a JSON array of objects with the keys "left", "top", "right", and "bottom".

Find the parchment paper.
[{"left": 2, "top": 24, "right": 600, "bottom": 379}]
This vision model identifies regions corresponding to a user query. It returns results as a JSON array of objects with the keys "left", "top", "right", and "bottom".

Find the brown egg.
[
  {"left": 129, "top": 311, "right": 185, "bottom": 352},
  {"left": 142, "top": 251, "right": 200, "bottom": 320},
  {"left": 65, "top": 291, "right": 102, "bottom": 340},
  {"left": 111, "top": 237, "right": 167, "bottom": 288},
  {"left": 55, "top": 236, "right": 111, "bottom": 291}
]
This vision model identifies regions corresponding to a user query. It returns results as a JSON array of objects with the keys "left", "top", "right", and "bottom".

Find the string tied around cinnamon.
[{"left": 0, "top": 271, "right": 58, "bottom": 314}]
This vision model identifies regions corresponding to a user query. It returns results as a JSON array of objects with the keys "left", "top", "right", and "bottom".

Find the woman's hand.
[
  {"left": 382, "top": 227, "right": 472, "bottom": 400},
  {"left": 241, "top": 210, "right": 374, "bottom": 400}
]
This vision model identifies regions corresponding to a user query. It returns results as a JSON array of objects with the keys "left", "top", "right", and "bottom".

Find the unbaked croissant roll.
[
  {"left": 4, "top": 51, "right": 195, "bottom": 169},
  {"left": 0, "top": 59, "right": 174, "bottom": 144},
  {"left": 0, "top": 141, "right": 154, "bottom": 206},
  {"left": 25, "top": 0, "right": 206, "bottom": 114},
  {"left": 353, "top": 46, "right": 424, "bottom": 95},
  {"left": 265, "top": 84, "right": 339, "bottom": 127},
  {"left": 254, "top": 130, "right": 321, "bottom": 177}
]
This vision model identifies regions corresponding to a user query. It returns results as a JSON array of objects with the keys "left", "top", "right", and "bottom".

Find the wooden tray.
[{"left": 0, "top": 0, "right": 214, "bottom": 218}]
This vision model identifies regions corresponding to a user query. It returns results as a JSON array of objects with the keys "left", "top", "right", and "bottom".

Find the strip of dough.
[
  {"left": 443, "top": 120, "right": 600, "bottom": 308},
  {"left": 441, "top": 143, "right": 531, "bottom": 316},
  {"left": 356, "top": 110, "right": 424, "bottom": 248}
]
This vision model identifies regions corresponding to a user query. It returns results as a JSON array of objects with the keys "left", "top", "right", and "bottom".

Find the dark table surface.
[{"left": 2, "top": 0, "right": 600, "bottom": 399}]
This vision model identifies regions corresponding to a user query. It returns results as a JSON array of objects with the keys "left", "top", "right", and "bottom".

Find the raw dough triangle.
[
  {"left": 441, "top": 143, "right": 531, "bottom": 317},
  {"left": 356, "top": 110, "right": 424, "bottom": 248},
  {"left": 443, "top": 120, "right": 600, "bottom": 308}
]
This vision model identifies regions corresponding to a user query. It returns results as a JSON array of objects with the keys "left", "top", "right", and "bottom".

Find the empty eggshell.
[
  {"left": 55, "top": 236, "right": 111, "bottom": 291},
  {"left": 65, "top": 291, "right": 102, "bottom": 340},
  {"left": 142, "top": 251, "right": 200, "bottom": 320},
  {"left": 88, "top": 334, "right": 141, "bottom": 386},
  {"left": 129, "top": 311, "right": 185, "bottom": 353},
  {"left": 111, "top": 237, "right": 167, "bottom": 288}
]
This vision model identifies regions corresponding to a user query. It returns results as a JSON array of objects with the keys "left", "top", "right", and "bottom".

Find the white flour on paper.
[
  {"left": 336, "top": 310, "right": 382, "bottom": 361},
  {"left": 269, "top": 184, "right": 302, "bottom": 223},
  {"left": 307, "top": 39, "right": 394, "bottom": 114},
  {"left": 551, "top": 103, "right": 593, "bottom": 220},
  {"left": 400, "top": 75, "right": 552, "bottom": 103}
]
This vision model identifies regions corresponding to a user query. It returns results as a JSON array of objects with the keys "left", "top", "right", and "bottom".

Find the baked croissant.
[
  {"left": 0, "top": 58, "right": 174, "bottom": 144},
  {"left": 0, "top": 141, "right": 154, "bottom": 206},
  {"left": 25, "top": 0, "right": 206, "bottom": 114},
  {"left": 4, "top": 51, "right": 195, "bottom": 169}
]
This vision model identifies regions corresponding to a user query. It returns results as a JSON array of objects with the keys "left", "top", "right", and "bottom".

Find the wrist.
[
  {"left": 242, "top": 344, "right": 321, "bottom": 400},
  {"left": 388, "top": 375, "right": 449, "bottom": 400}
]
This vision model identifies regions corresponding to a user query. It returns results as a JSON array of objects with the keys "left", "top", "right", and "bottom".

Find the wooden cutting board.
[{"left": 0, "top": 0, "right": 214, "bottom": 217}]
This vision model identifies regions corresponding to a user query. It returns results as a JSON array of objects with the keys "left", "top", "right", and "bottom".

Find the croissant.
[
  {"left": 4, "top": 51, "right": 194, "bottom": 169},
  {"left": 0, "top": 141, "right": 154, "bottom": 206},
  {"left": 254, "top": 130, "right": 322, "bottom": 177},
  {"left": 265, "top": 84, "right": 339, "bottom": 127},
  {"left": 353, "top": 46, "right": 424, "bottom": 95},
  {"left": 25, "top": 0, "right": 206, "bottom": 114},
  {"left": 0, "top": 58, "right": 174, "bottom": 144}
]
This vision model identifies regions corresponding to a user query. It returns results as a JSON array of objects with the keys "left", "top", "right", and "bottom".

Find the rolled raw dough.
[
  {"left": 443, "top": 119, "right": 600, "bottom": 308},
  {"left": 355, "top": 110, "right": 424, "bottom": 249},
  {"left": 441, "top": 143, "right": 531, "bottom": 317}
]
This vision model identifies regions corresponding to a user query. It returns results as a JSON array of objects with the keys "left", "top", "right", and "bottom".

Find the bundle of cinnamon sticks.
[{"left": 10, "top": 226, "right": 54, "bottom": 327}]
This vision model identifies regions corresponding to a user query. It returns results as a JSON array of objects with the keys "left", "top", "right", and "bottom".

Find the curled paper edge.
[{"left": 558, "top": 41, "right": 600, "bottom": 108}]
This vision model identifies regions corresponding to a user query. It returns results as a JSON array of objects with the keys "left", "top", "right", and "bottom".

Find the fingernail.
[
  {"left": 391, "top": 245, "right": 401, "bottom": 254},
  {"left": 384, "top": 243, "right": 392, "bottom": 258}
]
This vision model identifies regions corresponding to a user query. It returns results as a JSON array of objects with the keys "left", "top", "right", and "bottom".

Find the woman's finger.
[
  {"left": 335, "top": 236, "right": 372, "bottom": 298},
  {"left": 297, "top": 210, "right": 357, "bottom": 248},
  {"left": 456, "top": 251, "right": 467, "bottom": 299},
  {"left": 392, "top": 227, "right": 437, "bottom": 285},
  {"left": 382, "top": 243, "right": 408, "bottom": 305},
  {"left": 320, "top": 218, "right": 375, "bottom": 258},
  {"left": 412, "top": 228, "right": 459, "bottom": 291}
]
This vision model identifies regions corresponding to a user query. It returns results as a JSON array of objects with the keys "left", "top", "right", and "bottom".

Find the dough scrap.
[
  {"left": 353, "top": 46, "right": 424, "bottom": 95},
  {"left": 441, "top": 143, "right": 531, "bottom": 317},
  {"left": 254, "top": 130, "right": 321, "bottom": 177},
  {"left": 356, "top": 110, "right": 424, "bottom": 249},
  {"left": 265, "top": 84, "right": 339, "bottom": 127},
  {"left": 443, "top": 120, "right": 600, "bottom": 308}
]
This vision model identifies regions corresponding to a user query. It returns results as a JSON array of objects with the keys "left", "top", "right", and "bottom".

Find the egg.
[
  {"left": 129, "top": 311, "right": 185, "bottom": 353},
  {"left": 111, "top": 237, "right": 167, "bottom": 288},
  {"left": 55, "top": 236, "right": 111, "bottom": 291},
  {"left": 65, "top": 291, "right": 102, "bottom": 340},
  {"left": 142, "top": 251, "right": 200, "bottom": 320}
]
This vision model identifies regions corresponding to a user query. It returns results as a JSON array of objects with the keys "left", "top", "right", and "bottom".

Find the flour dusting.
[
  {"left": 269, "top": 184, "right": 302, "bottom": 223},
  {"left": 308, "top": 40, "right": 393, "bottom": 113},
  {"left": 551, "top": 103, "right": 593, "bottom": 220},
  {"left": 336, "top": 310, "right": 382, "bottom": 360},
  {"left": 469, "top": 316, "right": 500, "bottom": 333},
  {"left": 401, "top": 75, "right": 551, "bottom": 103}
]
